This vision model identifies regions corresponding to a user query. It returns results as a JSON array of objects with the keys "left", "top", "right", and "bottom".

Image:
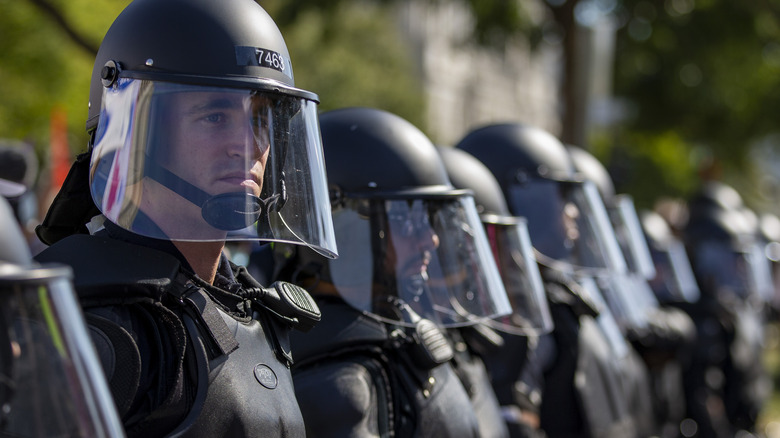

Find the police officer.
[
  {"left": 33, "top": 0, "right": 338, "bottom": 436},
  {"left": 437, "top": 146, "right": 554, "bottom": 438},
  {"left": 568, "top": 145, "right": 697, "bottom": 438},
  {"left": 456, "top": 123, "right": 636, "bottom": 438},
  {"left": 0, "top": 189, "right": 125, "bottom": 437},
  {"left": 682, "top": 182, "right": 770, "bottom": 437},
  {"left": 272, "top": 107, "right": 514, "bottom": 437}
]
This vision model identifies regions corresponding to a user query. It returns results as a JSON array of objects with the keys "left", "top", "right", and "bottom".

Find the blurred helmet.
[
  {"left": 85, "top": 0, "right": 336, "bottom": 256},
  {"left": 455, "top": 123, "right": 624, "bottom": 275},
  {"left": 437, "top": 146, "right": 553, "bottom": 336},
  {"left": 684, "top": 196, "right": 768, "bottom": 302},
  {"left": 0, "top": 196, "right": 124, "bottom": 436},
  {"left": 298, "top": 107, "right": 511, "bottom": 328}
]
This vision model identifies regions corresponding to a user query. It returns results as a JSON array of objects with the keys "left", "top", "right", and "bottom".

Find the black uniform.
[
  {"left": 538, "top": 266, "right": 636, "bottom": 438},
  {"left": 290, "top": 297, "right": 481, "bottom": 438},
  {"left": 35, "top": 225, "right": 308, "bottom": 438}
]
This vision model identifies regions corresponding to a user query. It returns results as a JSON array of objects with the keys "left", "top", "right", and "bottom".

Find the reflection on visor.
[
  {"left": 610, "top": 196, "right": 656, "bottom": 280},
  {"left": 0, "top": 264, "right": 124, "bottom": 437},
  {"left": 328, "top": 196, "right": 510, "bottom": 327},
  {"left": 483, "top": 220, "right": 553, "bottom": 335},
  {"left": 507, "top": 179, "right": 624, "bottom": 273},
  {"left": 91, "top": 79, "right": 336, "bottom": 257}
]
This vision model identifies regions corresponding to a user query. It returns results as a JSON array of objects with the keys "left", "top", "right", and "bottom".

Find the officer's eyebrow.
[{"left": 187, "top": 97, "right": 241, "bottom": 114}]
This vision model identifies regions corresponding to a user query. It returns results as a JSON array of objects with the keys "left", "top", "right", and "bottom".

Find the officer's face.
[
  {"left": 161, "top": 91, "right": 272, "bottom": 197},
  {"left": 384, "top": 201, "right": 440, "bottom": 280}
]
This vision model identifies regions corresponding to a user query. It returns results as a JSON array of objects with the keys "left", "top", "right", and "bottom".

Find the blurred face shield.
[
  {"left": 90, "top": 79, "right": 337, "bottom": 258},
  {"left": 327, "top": 195, "right": 511, "bottom": 328},
  {"left": 482, "top": 215, "right": 553, "bottom": 335},
  {"left": 645, "top": 229, "right": 701, "bottom": 304},
  {"left": 0, "top": 264, "right": 124, "bottom": 437},
  {"left": 609, "top": 195, "right": 656, "bottom": 280},
  {"left": 507, "top": 179, "right": 625, "bottom": 274}
]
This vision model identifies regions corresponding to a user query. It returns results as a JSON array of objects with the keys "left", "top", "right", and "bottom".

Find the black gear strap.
[{"left": 35, "top": 151, "right": 101, "bottom": 245}]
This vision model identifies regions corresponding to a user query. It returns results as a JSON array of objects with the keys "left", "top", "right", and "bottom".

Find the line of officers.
[{"left": 0, "top": 0, "right": 778, "bottom": 437}]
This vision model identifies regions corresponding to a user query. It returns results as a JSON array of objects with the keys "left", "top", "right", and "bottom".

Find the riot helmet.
[
  {"left": 437, "top": 146, "right": 553, "bottom": 336},
  {"left": 294, "top": 107, "right": 511, "bottom": 328},
  {"left": 0, "top": 196, "right": 124, "bottom": 437},
  {"left": 455, "top": 123, "right": 625, "bottom": 275},
  {"left": 684, "top": 196, "right": 766, "bottom": 302},
  {"left": 82, "top": 0, "right": 336, "bottom": 256}
]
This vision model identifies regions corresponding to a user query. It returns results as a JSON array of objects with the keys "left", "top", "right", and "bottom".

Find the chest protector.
[
  {"left": 35, "top": 234, "right": 311, "bottom": 438},
  {"left": 540, "top": 271, "right": 636, "bottom": 438},
  {"left": 290, "top": 298, "right": 480, "bottom": 438}
]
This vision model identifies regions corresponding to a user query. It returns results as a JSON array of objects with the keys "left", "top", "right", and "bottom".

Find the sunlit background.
[{"left": 2, "top": 0, "right": 780, "bottom": 434}]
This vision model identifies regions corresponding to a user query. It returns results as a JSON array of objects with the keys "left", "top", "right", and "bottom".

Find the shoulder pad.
[
  {"left": 34, "top": 234, "right": 181, "bottom": 302},
  {"left": 291, "top": 298, "right": 388, "bottom": 364}
]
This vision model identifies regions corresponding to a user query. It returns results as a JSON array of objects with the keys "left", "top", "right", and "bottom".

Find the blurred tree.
[{"left": 610, "top": 0, "right": 780, "bottom": 207}]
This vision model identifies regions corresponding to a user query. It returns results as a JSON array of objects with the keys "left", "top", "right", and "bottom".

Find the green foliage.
[
  {"left": 264, "top": 0, "right": 427, "bottom": 130},
  {"left": 0, "top": 0, "right": 126, "bottom": 157},
  {"left": 613, "top": 0, "right": 780, "bottom": 177}
]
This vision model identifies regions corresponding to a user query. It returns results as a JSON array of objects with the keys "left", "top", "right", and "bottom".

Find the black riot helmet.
[
  {"left": 683, "top": 195, "right": 770, "bottom": 302},
  {"left": 70, "top": 0, "right": 337, "bottom": 255},
  {"left": 295, "top": 107, "right": 511, "bottom": 328},
  {"left": 436, "top": 146, "right": 552, "bottom": 335},
  {"left": 455, "top": 123, "right": 625, "bottom": 275}
]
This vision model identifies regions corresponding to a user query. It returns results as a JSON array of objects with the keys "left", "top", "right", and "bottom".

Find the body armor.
[{"left": 35, "top": 233, "right": 310, "bottom": 437}]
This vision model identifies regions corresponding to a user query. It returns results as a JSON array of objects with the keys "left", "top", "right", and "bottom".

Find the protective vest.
[
  {"left": 538, "top": 267, "right": 636, "bottom": 438},
  {"left": 35, "top": 234, "right": 312, "bottom": 438},
  {"left": 290, "top": 297, "right": 481, "bottom": 438},
  {"left": 448, "top": 327, "right": 510, "bottom": 438}
]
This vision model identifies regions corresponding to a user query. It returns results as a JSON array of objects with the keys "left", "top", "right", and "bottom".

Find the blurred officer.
[
  {"left": 272, "top": 107, "right": 513, "bottom": 437},
  {"left": 0, "top": 140, "right": 43, "bottom": 254},
  {"left": 0, "top": 190, "right": 125, "bottom": 437},
  {"left": 682, "top": 182, "right": 771, "bottom": 437},
  {"left": 32, "top": 0, "right": 338, "bottom": 436},
  {"left": 438, "top": 145, "right": 554, "bottom": 438},
  {"left": 457, "top": 123, "right": 636, "bottom": 438},
  {"left": 568, "top": 145, "right": 697, "bottom": 438}
]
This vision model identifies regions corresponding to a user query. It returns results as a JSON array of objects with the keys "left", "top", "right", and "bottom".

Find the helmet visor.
[
  {"left": 609, "top": 195, "right": 656, "bottom": 280},
  {"left": 328, "top": 195, "right": 511, "bottom": 327},
  {"left": 507, "top": 179, "right": 625, "bottom": 273},
  {"left": 91, "top": 78, "right": 337, "bottom": 257},
  {"left": 647, "top": 241, "right": 701, "bottom": 303},
  {"left": 0, "top": 264, "right": 124, "bottom": 437},
  {"left": 482, "top": 217, "right": 553, "bottom": 335}
]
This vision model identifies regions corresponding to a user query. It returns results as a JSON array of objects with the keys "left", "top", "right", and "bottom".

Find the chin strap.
[{"left": 145, "top": 160, "right": 265, "bottom": 231}]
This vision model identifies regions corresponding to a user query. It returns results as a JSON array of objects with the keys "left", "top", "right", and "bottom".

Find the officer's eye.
[{"left": 203, "top": 113, "right": 225, "bottom": 124}]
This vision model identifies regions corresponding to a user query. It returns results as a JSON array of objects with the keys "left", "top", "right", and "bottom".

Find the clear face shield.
[
  {"left": 327, "top": 195, "right": 512, "bottom": 328},
  {"left": 0, "top": 263, "right": 124, "bottom": 437},
  {"left": 90, "top": 79, "right": 337, "bottom": 258},
  {"left": 609, "top": 195, "right": 656, "bottom": 280},
  {"left": 482, "top": 215, "right": 554, "bottom": 336},
  {"left": 507, "top": 179, "right": 625, "bottom": 274}
]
